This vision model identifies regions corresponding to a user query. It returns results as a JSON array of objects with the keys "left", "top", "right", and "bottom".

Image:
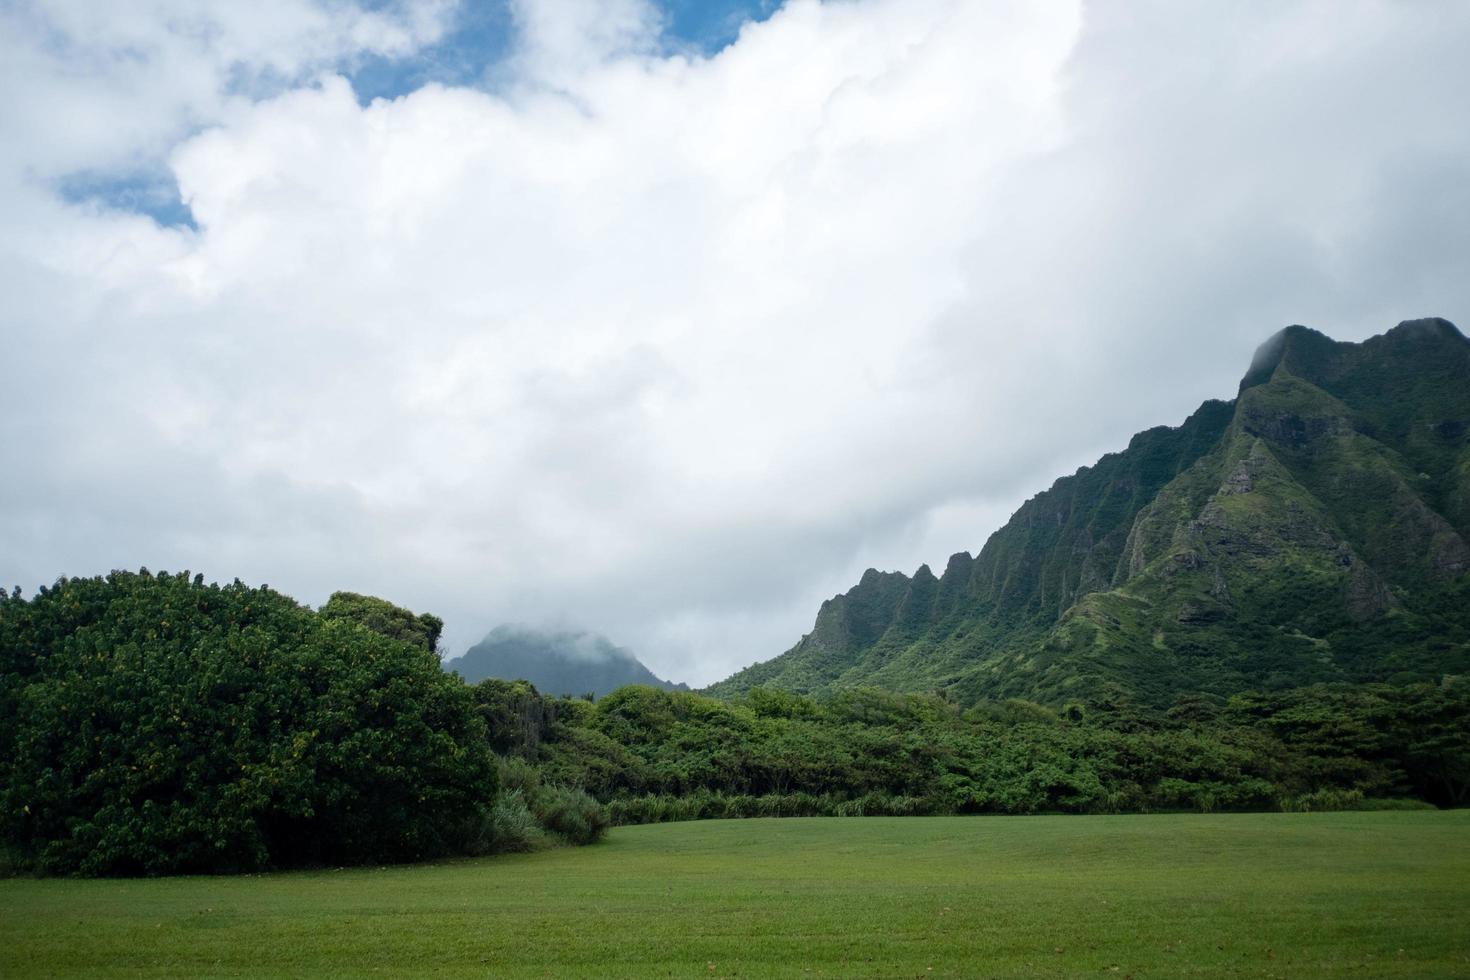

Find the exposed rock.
[
  {"left": 1241, "top": 411, "right": 1351, "bottom": 448},
  {"left": 1176, "top": 600, "right": 1228, "bottom": 625},
  {"left": 1431, "top": 533, "right": 1470, "bottom": 577},
  {"left": 1210, "top": 566, "right": 1233, "bottom": 604},
  {"left": 1345, "top": 558, "right": 1394, "bottom": 620}
]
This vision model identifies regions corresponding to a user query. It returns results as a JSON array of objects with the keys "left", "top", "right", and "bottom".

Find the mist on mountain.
[{"left": 445, "top": 625, "right": 689, "bottom": 697}]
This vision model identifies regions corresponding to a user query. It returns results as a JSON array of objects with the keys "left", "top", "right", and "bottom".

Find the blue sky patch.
[
  {"left": 346, "top": 0, "right": 781, "bottom": 103},
  {"left": 54, "top": 1, "right": 785, "bottom": 225},
  {"left": 663, "top": 0, "right": 781, "bottom": 53},
  {"left": 56, "top": 169, "right": 198, "bottom": 231},
  {"left": 348, "top": 1, "right": 515, "bottom": 103}
]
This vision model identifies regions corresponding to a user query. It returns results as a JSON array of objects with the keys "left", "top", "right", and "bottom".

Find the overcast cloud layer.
[{"left": 3, "top": 0, "right": 1469, "bottom": 685}]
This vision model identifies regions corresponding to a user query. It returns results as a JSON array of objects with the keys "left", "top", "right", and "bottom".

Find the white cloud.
[
  {"left": 0, "top": 0, "right": 454, "bottom": 177},
  {"left": 2, "top": 0, "right": 1469, "bottom": 685},
  {"left": 506, "top": 0, "right": 664, "bottom": 85}
]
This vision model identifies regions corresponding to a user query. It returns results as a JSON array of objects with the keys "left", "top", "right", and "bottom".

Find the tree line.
[
  {"left": 486, "top": 675, "right": 1469, "bottom": 823},
  {"left": 2, "top": 570, "right": 1464, "bottom": 876},
  {"left": 0, "top": 571, "right": 602, "bottom": 875}
]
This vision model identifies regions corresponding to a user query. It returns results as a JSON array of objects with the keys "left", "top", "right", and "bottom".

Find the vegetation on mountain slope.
[{"left": 708, "top": 319, "right": 1470, "bottom": 707}]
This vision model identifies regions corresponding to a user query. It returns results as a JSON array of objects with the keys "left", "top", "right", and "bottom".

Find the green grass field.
[{"left": 3, "top": 811, "right": 1468, "bottom": 978}]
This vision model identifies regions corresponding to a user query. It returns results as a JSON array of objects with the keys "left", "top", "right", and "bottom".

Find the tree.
[
  {"left": 319, "top": 591, "right": 444, "bottom": 653},
  {"left": 0, "top": 571, "right": 494, "bottom": 875}
]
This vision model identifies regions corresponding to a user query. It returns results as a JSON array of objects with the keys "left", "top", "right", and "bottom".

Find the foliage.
[
  {"left": 318, "top": 591, "right": 443, "bottom": 654},
  {"left": 0, "top": 571, "right": 495, "bottom": 875},
  {"left": 500, "top": 680, "right": 1470, "bottom": 823},
  {"left": 480, "top": 790, "right": 542, "bottom": 854},
  {"left": 489, "top": 753, "right": 609, "bottom": 847},
  {"left": 6, "top": 564, "right": 1459, "bottom": 881},
  {"left": 472, "top": 678, "right": 563, "bottom": 757},
  {"left": 532, "top": 785, "right": 610, "bottom": 845}
]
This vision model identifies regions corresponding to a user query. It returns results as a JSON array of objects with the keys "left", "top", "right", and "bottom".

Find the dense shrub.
[
  {"left": 533, "top": 785, "right": 610, "bottom": 845},
  {"left": 0, "top": 571, "right": 496, "bottom": 875},
  {"left": 473, "top": 679, "right": 563, "bottom": 757},
  {"left": 481, "top": 790, "right": 542, "bottom": 853},
  {"left": 1282, "top": 789, "right": 1365, "bottom": 812},
  {"left": 487, "top": 753, "right": 609, "bottom": 847},
  {"left": 509, "top": 681, "right": 1469, "bottom": 825}
]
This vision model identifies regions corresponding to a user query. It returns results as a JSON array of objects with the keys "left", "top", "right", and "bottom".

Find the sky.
[{"left": 3, "top": 0, "right": 1469, "bottom": 686}]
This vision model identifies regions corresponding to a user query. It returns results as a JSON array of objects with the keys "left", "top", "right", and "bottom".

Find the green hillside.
[{"left": 708, "top": 319, "right": 1470, "bottom": 706}]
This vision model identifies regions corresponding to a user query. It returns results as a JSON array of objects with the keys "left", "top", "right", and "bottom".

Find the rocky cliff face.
[{"left": 708, "top": 319, "right": 1470, "bottom": 706}]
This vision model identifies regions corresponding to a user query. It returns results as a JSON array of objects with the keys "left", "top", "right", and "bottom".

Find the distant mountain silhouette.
[{"left": 445, "top": 626, "right": 688, "bottom": 697}]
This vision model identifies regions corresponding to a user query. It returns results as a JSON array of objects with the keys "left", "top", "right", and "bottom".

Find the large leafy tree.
[
  {"left": 319, "top": 590, "right": 444, "bottom": 653},
  {"left": 0, "top": 571, "right": 495, "bottom": 875}
]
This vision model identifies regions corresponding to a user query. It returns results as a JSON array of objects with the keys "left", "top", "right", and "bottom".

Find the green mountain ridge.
[{"left": 707, "top": 318, "right": 1470, "bottom": 707}]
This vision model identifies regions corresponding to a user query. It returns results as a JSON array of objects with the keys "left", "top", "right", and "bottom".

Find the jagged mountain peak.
[
  {"left": 1382, "top": 316, "right": 1464, "bottom": 342},
  {"left": 1241, "top": 317, "right": 1467, "bottom": 393},
  {"left": 709, "top": 318, "right": 1470, "bottom": 707},
  {"left": 1239, "top": 324, "right": 1341, "bottom": 392}
]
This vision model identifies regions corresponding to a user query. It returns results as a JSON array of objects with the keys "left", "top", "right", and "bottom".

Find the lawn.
[{"left": 2, "top": 811, "right": 1468, "bottom": 978}]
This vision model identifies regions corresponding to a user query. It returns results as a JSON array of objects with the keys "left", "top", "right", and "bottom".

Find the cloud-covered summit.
[
  {"left": 445, "top": 625, "right": 688, "bottom": 696},
  {"left": 2, "top": 1, "right": 1469, "bottom": 686}
]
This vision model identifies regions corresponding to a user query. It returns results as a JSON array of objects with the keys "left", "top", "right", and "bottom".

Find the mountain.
[
  {"left": 708, "top": 318, "right": 1470, "bottom": 707},
  {"left": 444, "top": 626, "right": 688, "bottom": 697}
]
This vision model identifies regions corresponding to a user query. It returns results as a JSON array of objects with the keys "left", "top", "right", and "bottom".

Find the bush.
[
  {"left": 533, "top": 785, "right": 610, "bottom": 845},
  {"left": 496, "top": 754, "right": 540, "bottom": 796},
  {"left": 479, "top": 790, "right": 543, "bottom": 854},
  {"left": 603, "top": 790, "right": 946, "bottom": 824},
  {"left": 1284, "top": 789, "right": 1365, "bottom": 812},
  {"left": 1354, "top": 797, "right": 1438, "bottom": 811},
  {"left": 488, "top": 754, "right": 611, "bottom": 847}
]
